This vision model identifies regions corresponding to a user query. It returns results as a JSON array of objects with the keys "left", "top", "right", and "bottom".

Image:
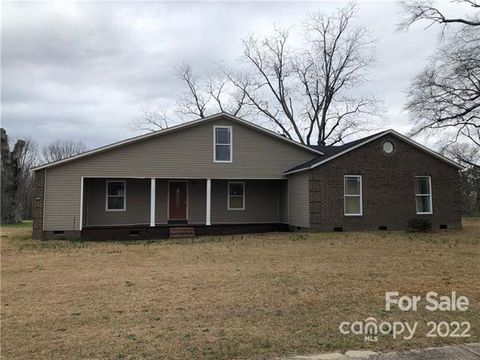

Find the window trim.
[
  {"left": 227, "top": 181, "right": 245, "bottom": 210},
  {"left": 344, "top": 175, "right": 363, "bottom": 216},
  {"left": 213, "top": 125, "right": 233, "bottom": 163},
  {"left": 415, "top": 176, "right": 433, "bottom": 215},
  {"left": 382, "top": 140, "right": 394, "bottom": 154},
  {"left": 105, "top": 180, "right": 126, "bottom": 212}
]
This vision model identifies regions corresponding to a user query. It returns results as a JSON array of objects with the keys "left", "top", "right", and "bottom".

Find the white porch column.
[
  {"left": 150, "top": 178, "right": 156, "bottom": 227},
  {"left": 79, "top": 177, "right": 84, "bottom": 231},
  {"left": 206, "top": 179, "right": 211, "bottom": 226}
]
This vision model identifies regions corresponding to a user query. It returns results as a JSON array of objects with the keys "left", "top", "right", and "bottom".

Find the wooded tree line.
[
  {"left": 1, "top": 131, "right": 87, "bottom": 223},
  {"left": 400, "top": 0, "right": 480, "bottom": 214}
]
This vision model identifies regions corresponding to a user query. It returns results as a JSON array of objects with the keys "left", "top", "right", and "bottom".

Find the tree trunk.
[
  {"left": 1, "top": 128, "right": 26, "bottom": 224},
  {"left": 476, "top": 174, "right": 480, "bottom": 214}
]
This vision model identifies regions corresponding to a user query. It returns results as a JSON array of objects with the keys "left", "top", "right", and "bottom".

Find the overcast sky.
[{"left": 1, "top": 1, "right": 464, "bottom": 149}]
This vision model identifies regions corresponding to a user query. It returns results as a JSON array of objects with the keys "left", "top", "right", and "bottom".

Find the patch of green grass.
[
  {"left": 1, "top": 220, "right": 32, "bottom": 228},
  {"left": 463, "top": 212, "right": 480, "bottom": 218}
]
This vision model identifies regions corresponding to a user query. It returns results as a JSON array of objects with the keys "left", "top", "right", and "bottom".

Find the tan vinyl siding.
[
  {"left": 82, "top": 178, "right": 279, "bottom": 227},
  {"left": 288, "top": 172, "right": 310, "bottom": 228},
  {"left": 43, "top": 116, "right": 315, "bottom": 230},
  {"left": 44, "top": 170, "right": 82, "bottom": 231},
  {"left": 188, "top": 180, "right": 206, "bottom": 224},
  {"left": 278, "top": 180, "right": 288, "bottom": 224},
  {"left": 155, "top": 180, "right": 168, "bottom": 224},
  {"left": 85, "top": 179, "right": 207, "bottom": 226},
  {"left": 85, "top": 178, "right": 150, "bottom": 226},
  {"left": 211, "top": 180, "right": 279, "bottom": 223}
]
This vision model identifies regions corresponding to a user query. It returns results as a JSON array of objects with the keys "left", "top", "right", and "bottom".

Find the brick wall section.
[
  {"left": 32, "top": 169, "right": 45, "bottom": 239},
  {"left": 309, "top": 134, "right": 462, "bottom": 231}
]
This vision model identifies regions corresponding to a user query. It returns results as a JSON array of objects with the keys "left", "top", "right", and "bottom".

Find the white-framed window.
[
  {"left": 214, "top": 126, "right": 232, "bottom": 163},
  {"left": 228, "top": 181, "right": 245, "bottom": 210},
  {"left": 344, "top": 175, "right": 362, "bottom": 216},
  {"left": 382, "top": 141, "right": 394, "bottom": 154},
  {"left": 415, "top": 176, "right": 433, "bottom": 214},
  {"left": 106, "top": 180, "right": 126, "bottom": 211}
]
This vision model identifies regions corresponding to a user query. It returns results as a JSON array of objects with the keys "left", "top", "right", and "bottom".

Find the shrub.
[{"left": 407, "top": 218, "right": 432, "bottom": 232}]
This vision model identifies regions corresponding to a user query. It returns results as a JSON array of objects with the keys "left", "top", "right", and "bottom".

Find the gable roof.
[
  {"left": 33, "top": 112, "right": 323, "bottom": 171},
  {"left": 284, "top": 129, "right": 463, "bottom": 174}
]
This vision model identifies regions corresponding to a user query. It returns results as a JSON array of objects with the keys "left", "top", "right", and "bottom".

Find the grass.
[
  {"left": 464, "top": 211, "right": 480, "bottom": 218},
  {"left": 1, "top": 220, "right": 32, "bottom": 228},
  {"left": 1, "top": 220, "right": 479, "bottom": 359}
]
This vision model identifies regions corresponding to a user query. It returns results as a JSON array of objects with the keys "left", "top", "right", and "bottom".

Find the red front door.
[{"left": 169, "top": 182, "right": 187, "bottom": 220}]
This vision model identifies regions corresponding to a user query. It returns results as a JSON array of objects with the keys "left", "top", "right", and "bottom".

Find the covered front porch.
[{"left": 80, "top": 177, "right": 288, "bottom": 239}]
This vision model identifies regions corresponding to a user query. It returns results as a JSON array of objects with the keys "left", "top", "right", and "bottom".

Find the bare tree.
[
  {"left": 399, "top": 0, "right": 480, "bottom": 211},
  {"left": 438, "top": 137, "right": 479, "bottom": 166},
  {"left": 440, "top": 141, "right": 480, "bottom": 215},
  {"left": 41, "top": 140, "right": 88, "bottom": 163},
  {"left": 206, "top": 69, "right": 250, "bottom": 117},
  {"left": 176, "top": 64, "right": 248, "bottom": 120},
  {"left": 1, "top": 128, "right": 26, "bottom": 224},
  {"left": 19, "top": 139, "right": 38, "bottom": 172},
  {"left": 398, "top": 0, "right": 480, "bottom": 30},
  {"left": 18, "top": 139, "right": 39, "bottom": 220},
  {"left": 134, "top": 4, "right": 378, "bottom": 141},
  {"left": 400, "top": 0, "right": 480, "bottom": 152},
  {"left": 176, "top": 63, "right": 210, "bottom": 118},
  {"left": 461, "top": 165, "right": 480, "bottom": 215},
  {"left": 228, "top": 3, "right": 378, "bottom": 145},
  {"left": 131, "top": 107, "right": 171, "bottom": 132},
  {"left": 134, "top": 65, "right": 250, "bottom": 132}
]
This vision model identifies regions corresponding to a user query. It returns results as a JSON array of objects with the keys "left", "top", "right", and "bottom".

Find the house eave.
[{"left": 284, "top": 129, "right": 463, "bottom": 175}]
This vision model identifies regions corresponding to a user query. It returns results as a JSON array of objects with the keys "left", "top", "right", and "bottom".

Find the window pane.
[
  {"left": 215, "top": 128, "right": 230, "bottom": 144},
  {"left": 345, "top": 196, "right": 361, "bottom": 214},
  {"left": 229, "top": 183, "right": 243, "bottom": 196},
  {"left": 229, "top": 197, "right": 244, "bottom": 209},
  {"left": 108, "top": 197, "right": 124, "bottom": 210},
  {"left": 416, "top": 177, "right": 430, "bottom": 194},
  {"left": 108, "top": 182, "right": 124, "bottom": 196},
  {"left": 416, "top": 196, "right": 431, "bottom": 213},
  {"left": 215, "top": 144, "right": 231, "bottom": 161},
  {"left": 345, "top": 177, "right": 360, "bottom": 195}
]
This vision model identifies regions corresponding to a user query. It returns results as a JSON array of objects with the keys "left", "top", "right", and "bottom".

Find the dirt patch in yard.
[{"left": 1, "top": 220, "right": 479, "bottom": 359}]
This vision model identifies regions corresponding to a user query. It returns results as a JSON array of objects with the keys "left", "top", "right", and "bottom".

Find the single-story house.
[{"left": 32, "top": 113, "right": 462, "bottom": 240}]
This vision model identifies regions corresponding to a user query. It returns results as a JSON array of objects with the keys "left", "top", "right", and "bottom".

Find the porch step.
[{"left": 169, "top": 227, "right": 196, "bottom": 238}]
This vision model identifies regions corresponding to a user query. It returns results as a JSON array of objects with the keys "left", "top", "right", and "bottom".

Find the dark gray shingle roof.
[{"left": 285, "top": 131, "right": 387, "bottom": 173}]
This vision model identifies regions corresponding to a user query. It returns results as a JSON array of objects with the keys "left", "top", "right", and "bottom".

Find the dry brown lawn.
[{"left": 1, "top": 220, "right": 479, "bottom": 359}]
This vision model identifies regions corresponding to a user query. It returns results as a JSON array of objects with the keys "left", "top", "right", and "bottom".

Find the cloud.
[{"left": 1, "top": 1, "right": 453, "bottom": 148}]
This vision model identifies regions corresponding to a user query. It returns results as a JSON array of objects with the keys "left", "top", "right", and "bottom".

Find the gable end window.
[
  {"left": 415, "top": 176, "right": 432, "bottom": 214},
  {"left": 344, "top": 175, "right": 362, "bottom": 216},
  {"left": 106, "top": 180, "right": 126, "bottom": 211},
  {"left": 214, "top": 126, "right": 232, "bottom": 162},
  {"left": 228, "top": 182, "right": 245, "bottom": 210}
]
